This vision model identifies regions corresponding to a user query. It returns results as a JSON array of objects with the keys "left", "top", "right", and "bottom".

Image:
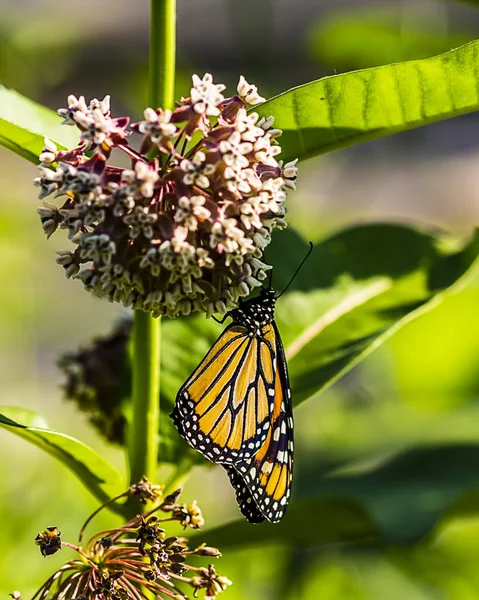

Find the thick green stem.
[
  {"left": 149, "top": 0, "right": 176, "bottom": 109},
  {"left": 127, "top": 0, "right": 176, "bottom": 503},
  {"left": 128, "top": 311, "right": 161, "bottom": 487}
]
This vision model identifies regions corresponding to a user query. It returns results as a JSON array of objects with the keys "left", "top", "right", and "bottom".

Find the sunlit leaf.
[
  {"left": 267, "top": 225, "right": 479, "bottom": 406},
  {"left": 386, "top": 285, "right": 479, "bottom": 407},
  {"left": 0, "top": 407, "right": 125, "bottom": 505},
  {"left": 255, "top": 40, "right": 479, "bottom": 163},
  {"left": 0, "top": 85, "right": 79, "bottom": 163}
]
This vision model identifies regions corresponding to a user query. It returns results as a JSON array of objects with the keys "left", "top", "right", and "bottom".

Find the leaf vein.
[
  {"left": 285, "top": 279, "right": 392, "bottom": 361},
  {"left": 291, "top": 90, "right": 306, "bottom": 155}
]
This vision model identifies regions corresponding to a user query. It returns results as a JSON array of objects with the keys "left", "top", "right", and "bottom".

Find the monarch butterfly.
[{"left": 171, "top": 245, "right": 312, "bottom": 523}]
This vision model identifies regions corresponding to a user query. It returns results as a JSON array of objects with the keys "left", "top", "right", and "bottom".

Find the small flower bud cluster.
[
  {"left": 24, "top": 484, "right": 230, "bottom": 600},
  {"left": 58, "top": 318, "right": 132, "bottom": 445},
  {"left": 34, "top": 75, "right": 298, "bottom": 318}
]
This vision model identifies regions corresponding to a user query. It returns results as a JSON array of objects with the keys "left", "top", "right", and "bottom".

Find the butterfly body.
[
  {"left": 171, "top": 287, "right": 294, "bottom": 524},
  {"left": 227, "top": 288, "right": 277, "bottom": 333}
]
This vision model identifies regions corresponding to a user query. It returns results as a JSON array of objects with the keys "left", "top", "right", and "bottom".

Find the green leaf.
[
  {"left": 0, "top": 406, "right": 125, "bottom": 504},
  {"left": 265, "top": 224, "right": 479, "bottom": 407},
  {"left": 255, "top": 40, "right": 479, "bottom": 163},
  {"left": 194, "top": 444, "right": 479, "bottom": 549},
  {"left": 186, "top": 222, "right": 479, "bottom": 546},
  {"left": 0, "top": 85, "right": 79, "bottom": 163}
]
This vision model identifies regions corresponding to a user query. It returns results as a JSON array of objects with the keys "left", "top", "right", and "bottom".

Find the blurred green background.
[{"left": 2, "top": 0, "right": 479, "bottom": 598}]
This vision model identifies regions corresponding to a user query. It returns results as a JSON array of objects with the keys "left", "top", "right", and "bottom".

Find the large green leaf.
[
  {"left": 266, "top": 225, "right": 479, "bottom": 407},
  {"left": 198, "top": 498, "right": 378, "bottom": 549},
  {"left": 0, "top": 85, "right": 79, "bottom": 163},
  {"left": 255, "top": 40, "right": 479, "bottom": 163},
  {"left": 0, "top": 407, "right": 125, "bottom": 504},
  {"left": 193, "top": 444, "right": 479, "bottom": 549}
]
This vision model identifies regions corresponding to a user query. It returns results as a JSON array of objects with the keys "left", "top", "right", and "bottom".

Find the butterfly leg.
[{"left": 212, "top": 314, "right": 229, "bottom": 324}]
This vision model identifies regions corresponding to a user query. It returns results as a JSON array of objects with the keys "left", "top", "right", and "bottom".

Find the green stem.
[
  {"left": 127, "top": 0, "right": 176, "bottom": 514},
  {"left": 149, "top": 0, "right": 176, "bottom": 109},
  {"left": 128, "top": 311, "right": 161, "bottom": 487}
]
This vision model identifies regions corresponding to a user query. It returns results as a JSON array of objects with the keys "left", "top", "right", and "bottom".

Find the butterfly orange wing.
[
  {"left": 225, "top": 322, "right": 294, "bottom": 523},
  {"left": 171, "top": 324, "right": 277, "bottom": 465}
]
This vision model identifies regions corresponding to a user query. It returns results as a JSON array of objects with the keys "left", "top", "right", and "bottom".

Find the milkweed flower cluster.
[
  {"left": 24, "top": 479, "right": 231, "bottom": 600},
  {"left": 34, "top": 74, "right": 298, "bottom": 318}
]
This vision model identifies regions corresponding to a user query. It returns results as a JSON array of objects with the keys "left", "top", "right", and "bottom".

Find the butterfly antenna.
[{"left": 276, "top": 241, "right": 313, "bottom": 298}]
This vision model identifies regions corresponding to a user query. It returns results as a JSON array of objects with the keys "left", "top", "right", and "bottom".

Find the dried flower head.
[
  {"left": 34, "top": 75, "right": 298, "bottom": 318},
  {"left": 130, "top": 475, "right": 164, "bottom": 504},
  {"left": 191, "top": 565, "right": 232, "bottom": 600},
  {"left": 22, "top": 483, "right": 229, "bottom": 600},
  {"left": 35, "top": 526, "right": 62, "bottom": 557},
  {"left": 172, "top": 500, "right": 205, "bottom": 530}
]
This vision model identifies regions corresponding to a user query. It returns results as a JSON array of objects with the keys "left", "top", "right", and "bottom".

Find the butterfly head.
[
  {"left": 229, "top": 287, "right": 277, "bottom": 332},
  {"left": 259, "top": 286, "right": 278, "bottom": 302}
]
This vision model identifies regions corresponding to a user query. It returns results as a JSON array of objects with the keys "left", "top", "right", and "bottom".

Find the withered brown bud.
[
  {"left": 160, "top": 487, "right": 183, "bottom": 510},
  {"left": 129, "top": 476, "right": 164, "bottom": 503},
  {"left": 35, "top": 526, "right": 62, "bottom": 557},
  {"left": 194, "top": 544, "right": 222, "bottom": 557}
]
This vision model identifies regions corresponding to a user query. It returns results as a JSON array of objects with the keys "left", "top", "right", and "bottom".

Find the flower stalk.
[
  {"left": 150, "top": 0, "right": 176, "bottom": 111},
  {"left": 128, "top": 310, "right": 161, "bottom": 490},
  {"left": 128, "top": 0, "right": 177, "bottom": 504}
]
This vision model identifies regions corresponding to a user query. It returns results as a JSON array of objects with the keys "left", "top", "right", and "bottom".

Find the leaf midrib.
[{"left": 285, "top": 279, "right": 392, "bottom": 360}]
